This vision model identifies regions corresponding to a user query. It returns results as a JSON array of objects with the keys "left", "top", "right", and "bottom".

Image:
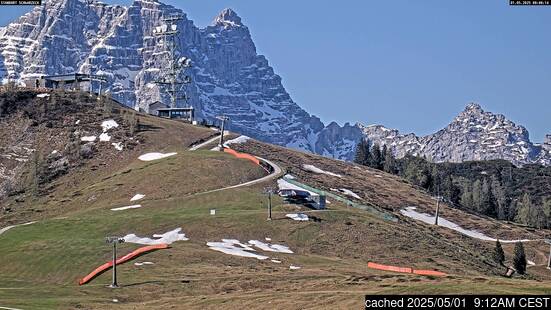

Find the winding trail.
[
  {"left": 198, "top": 156, "right": 282, "bottom": 195},
  {"left": 188, "top": 131, "right": 227, "bottom": 151},
  {"left": 188, "top": 135, "right": 283, "bottom": 193}
]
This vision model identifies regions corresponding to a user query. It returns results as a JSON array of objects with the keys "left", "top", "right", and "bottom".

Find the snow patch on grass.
[
  {"left": 331, "top": 188, "right": 361, "bottom": 199},
  {"left": 286, "top": 213, "right": 309, "bottom": 221},
  {"left": 248, "top": 240, "right": 294, "bottom": 254},
  {"left": 303, "top": 164, "right": 342, "bottom": 178},
  {"left": 289, "top": 265, "right": 301, "bottom": 270},
  {"left": 277, "top": 179, "right": 317, "bottom": 196},
  {"left": 207, "top": 239, "right": 294, "bottom": 260},
  {"left": 99, "top": 132, "right": 111, "bottom": 142},
  {"left": 207, "top": 239, "right": 269, "bottom": 260},
  {"left": 111, "top": 204, "right": 142, "bottom": 211},
  {"left": 81, "top": 136, "right": 96, "bottom": 142},
  {"left": 138, "top": 152, "right": 177, "bottom": 161},
  {"left": 134, "top": 262, "right": 154, "bottom": 266},
  {"left": 101, "top": 119, "right": 119, "bottom": 132},
  {"left": 130, "top": 194, "right": 145, "bottom": 201},
  {"left": 400, "top": 207, "right": 531, "bottom": 243},
  {"left": 123, "top": 228, "right": 189, "bottom": 245},
  {"left": 112, "top": 142, "right": 123, "bottom": 151},
  {"left": 36, "top": 93, "right": 49, "bottom": 98},
  {"left": 0, "top": 221, "right": 36, "bottom": 236},
  {"left": 223, "top": 135, "right": 250, "bottom": 146}
]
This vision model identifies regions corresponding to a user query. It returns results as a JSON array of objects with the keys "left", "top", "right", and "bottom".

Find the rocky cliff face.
[
  {"left": 0, "top": 0, "right": 548, "bottom": 166},
  {"left": 0, "top": 0, "right": 324, "bottom": 151}
]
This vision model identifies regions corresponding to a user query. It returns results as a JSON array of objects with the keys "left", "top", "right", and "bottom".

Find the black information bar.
[
  {"left": 365, "top": 295, "right": 550, "bottom": 310},
  {"left": 0, "top": 0, "right": 41, "bottom": 5}
]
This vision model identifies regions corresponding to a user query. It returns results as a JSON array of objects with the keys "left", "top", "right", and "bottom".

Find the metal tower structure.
[{"left": 153, "top": 14, "right": 192, "bottom": 109}]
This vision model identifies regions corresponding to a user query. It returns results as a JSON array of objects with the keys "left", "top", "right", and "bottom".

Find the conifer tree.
[
  {"left": 515, "top": 193, "right": 532, "bottom": 226},
  {"left": 383, "top": 145, "right": 396, "bottom": 174},
  {"left": 461, "top": 182, "right": 473, "bottom": 210},
  {"left": 370, "top": 143, "right": 383, "bottom": 170},
  {"left": 513, "top": 241, "right": 527, "bottom": 275},
  {"left": 493, "top": 239, "right": 505, "bottom": 266},
  {"left": 354, "top": 139, "right": 370, "bottom": 166}
]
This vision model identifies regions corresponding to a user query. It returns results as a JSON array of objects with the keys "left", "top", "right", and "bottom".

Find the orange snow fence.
[
  {"left": 412, "top": 269, "right": 447, "bottom": 276},
  {"left": 367, "top": 262, "right": 446, "bottom": 277},
  {"left": 367, "top": 262, "right": 412, "bottom": 274},
  {"left": 223, "top": 148, "right": 260, "bottom": 166},
  {"left": 78, "top": 243, "right": 169, "bottom": 285}
]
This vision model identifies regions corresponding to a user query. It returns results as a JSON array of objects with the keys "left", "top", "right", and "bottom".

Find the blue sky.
[{"left": 2, "top": 0, "right": 550, "bottom": 141}]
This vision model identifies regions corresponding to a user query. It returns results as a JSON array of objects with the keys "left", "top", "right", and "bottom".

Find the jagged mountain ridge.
[
  {"left": 0, "top": 0, "right": 324, "bottom": 151},
  {"left": 356, "top": 103, "right": 551, "bottom": 167},
  {"left": 0, "top": 0, "right": 549, "bottom": 166}
]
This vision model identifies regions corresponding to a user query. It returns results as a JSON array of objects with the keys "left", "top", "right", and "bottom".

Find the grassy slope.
[{"left": 0, "top": 92, "right": 551, "bottom": 309}]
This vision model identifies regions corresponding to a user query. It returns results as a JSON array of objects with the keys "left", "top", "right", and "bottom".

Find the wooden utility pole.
[
  {"left": 546, "top": 239, "right": 551, "bottom": 269},
  {"left": 106, "top": 236, "right": 125, "bottom": 288},
  {"left": 433, "top": 187, "right": 443, "bottom": 225},
  {"left": 216, "top": 115, "right": 229, "bottom": 150},
  {"left": 264, "top": 187, "right": 274, "bottom": 221}
]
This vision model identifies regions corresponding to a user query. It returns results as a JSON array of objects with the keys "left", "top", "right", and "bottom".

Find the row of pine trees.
[{"left": 354, "top": 139, "right": 551, "bottom": 229}]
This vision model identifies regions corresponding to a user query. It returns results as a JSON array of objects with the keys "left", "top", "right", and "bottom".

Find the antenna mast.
[{"left": 153, "top": 14, "right": 192, "bottom": 108}]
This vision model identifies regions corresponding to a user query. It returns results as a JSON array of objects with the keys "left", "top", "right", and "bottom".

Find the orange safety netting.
[
  {"left": 367, "top": 262, "right": 412, "bottom": 274},
  {"left": 78, "top": 243, "right": 169, "bottom": 285},
  {"left": 223, "top": 148, "right": 260, "bottom": 166},
  {"left": 367, "top": 262, "right": 446, "bottom": 276},
  {"left": 412, "top": 269, "right": 447, "bottom": 276}
]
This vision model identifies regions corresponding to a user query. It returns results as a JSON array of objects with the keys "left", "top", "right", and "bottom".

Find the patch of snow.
[
  {"left": 138, "top": 152, "right": 177, "bottom": 161},
  {"left": 99, "top": 132, "right": 111, "bottom": 142},
  {"left": 289, "top": 265, "right": 301, "bottom": 270},
  {"left": 223, "top": 135, "right": 250, "bottom": 147},
  {"left": 134, "top": 261, "right": 154, "bottom": 266},
  {"left": 271, "top": 259, "right": 281, "bottom": 263},
  {"left": 130, "top": 194, "right": 145, "bottom": 202},
  {"left": 277, "top": 179, "right": 318, "bottom": 196},
  {"left": 101, "top": 119, "right": 119, "bottom": 132},
  {"left": 286, "top": 213, "right": 309, "bottom": 221},
  {"left": 207, "top": 239, "right": 269, "bottom": 260},
  {"left": 400, "top": 207, "right": 531, "bottom": 243},
  {"left": 265, "top": 237, "right": 271, "bottom": 241},
  {"left": 0, "top": 221, "right": 36, "bottom": 236},
  {"left": 111, "top": 204, "right": 142, "bottom": 211},
  {"left": 81, "top": 136, "right": 96, "bottom": 142},
  {"left": 248, "top": 240, "right": 293, "bottom": 254},
  {"left": 51, "top": 150, "right": 58, "bottom": 155},
  {"left": 112, "top": 142, "right": 123, "bottom": 151},
  {"left": 75, "top": 120, "right": 80, "bottom": 125},
  {"left": 124, "top": 228, "right": 189, "bottom": 245},
  {"left": 527, "top": 260, "right": 535, "bottom": 266},
  {"left": 36, "top": 93, "right": 50, "bottom": 98},
  {"left": 284, "top": 174, "right": 296, "bottom": 180},
  {"left": 302, "top": 164, "right": 342, "bottom": 178},
  {"left": 331, "top": 188, "right": 361, "bottom": 199}
]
